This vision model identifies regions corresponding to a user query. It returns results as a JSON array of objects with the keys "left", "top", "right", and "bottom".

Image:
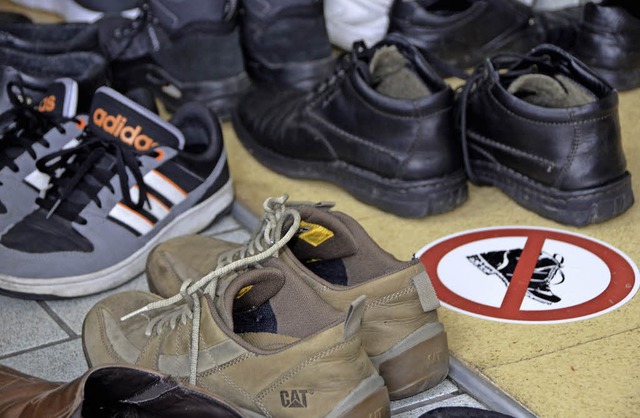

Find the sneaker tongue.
[
  {"left": 88, "top": 87, "right": 185, "bottom": 150},
  {"left": 36, "top": 78, "right": 79, "bottom": 119},
  {"left": 0, "top": 67, "right": 78, "bottom": 118},
  {"left": 288, "top": 206, "right": 359, "bottom": 261}
]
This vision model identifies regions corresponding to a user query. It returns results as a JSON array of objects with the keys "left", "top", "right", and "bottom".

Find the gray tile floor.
[{"left": 0, "top": 214, "right": 491, "bottom": 416}]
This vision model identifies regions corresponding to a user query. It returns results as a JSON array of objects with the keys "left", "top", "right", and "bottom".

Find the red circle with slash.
[{"left": 416, "top": 227, "right": 639, "bottom": 324}]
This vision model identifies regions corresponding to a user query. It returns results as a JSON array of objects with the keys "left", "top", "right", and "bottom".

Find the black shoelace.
[
  {"left": 35, "top": 129, "right": 157, "bottom": 224},
  {"left": 457, "top": 53, "right": 556, "bottom": 184},
  {"left": 0, "top": 81, "right": 74, "bottom": 177}
]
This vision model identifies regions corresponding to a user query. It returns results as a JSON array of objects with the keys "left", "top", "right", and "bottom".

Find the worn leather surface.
[
  {"left": 0, "top": 364, "right": 242, "bottom": 418},
  {"left": 236, "top": 36, "right": 462, "bottom": 182},
  {"left": 573, "top": 1, "right": 640, "bottom": 70},
  {"left": 464, "top": 44, "right": 627, "bottom": 191}
]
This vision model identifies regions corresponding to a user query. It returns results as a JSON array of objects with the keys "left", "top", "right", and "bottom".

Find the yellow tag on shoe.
[
  {"left": 297, "top": 221, "right": 334, "bottom": 247},
  {"left": 236, "top": 285, "right": 254, "bottom": 299}
]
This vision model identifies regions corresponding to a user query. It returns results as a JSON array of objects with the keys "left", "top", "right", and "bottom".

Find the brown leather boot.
[{"left": 0, "top": 364, "right": 242, "bottom": 418}]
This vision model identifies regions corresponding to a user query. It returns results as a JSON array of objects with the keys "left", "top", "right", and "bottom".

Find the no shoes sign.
[{"left": 417, "top": 227, "right": 639, "bottom": 324}]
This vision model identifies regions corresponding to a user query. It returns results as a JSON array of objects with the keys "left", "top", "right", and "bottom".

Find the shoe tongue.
[
  {"left": 507, "top": 73, "right": 596, "bottom": 108},
  {"left": 214, "top": 266, "right": 285, "bottom": 329},
  {"left": 35, "top": 78, "right": 79, "bottom": 119},
  {"left": 88, "top": 87, "right": 185, "bottom": 150},
  {"left": 288, "top": 206, "right": 359, "bottom": 262}
]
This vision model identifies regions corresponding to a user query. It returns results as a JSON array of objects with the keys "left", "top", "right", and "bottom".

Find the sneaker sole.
[
  {"left": 471, "top": 160, "right": 634, "bottom": 226},
  {"left": 370, "top": 322, "right": 449, "bottom": 400},
  {"left": 0, "top": 180, "right": 234, "bottom": 299},
  {"left": 232, "top": 113, "right": 468, "bottom": 218},
  {"left": 114, "top": 64, "right": 251, "bottom": 119}
]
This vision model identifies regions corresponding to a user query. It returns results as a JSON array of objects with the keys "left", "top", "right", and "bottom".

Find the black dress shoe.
[
  {"left": 232, "top": 35, "right": 468, "bottom": 218},
  {"left": 388, "top": 0, "right": 544, "bottom": 69},
  {"left": 572, "top": 0, "right": 640, "bottom": 91},
  {"left": 458, "top": 44, "right": 634, "bottom": 226}
]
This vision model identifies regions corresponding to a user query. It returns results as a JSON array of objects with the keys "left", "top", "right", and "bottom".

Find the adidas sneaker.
[
  {"left": 83, "top": 250, "right": 391, "bottom": 417},
  {"left": 146, "top": 195, "right": 450, "bottom": 400},
  {"left": 0, "top": 69, "right": 84, "bottom": 234},
  {"left": 0, "top": 86, "right": 233, "bottom": 299}
]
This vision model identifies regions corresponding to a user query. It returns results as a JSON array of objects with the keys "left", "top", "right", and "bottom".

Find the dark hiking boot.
[
  {"left": 99, "top": 0, "right": 249, "bottom": 118},
  {"left": 240, "top": 0, "right": 335, "bottom": 89}
]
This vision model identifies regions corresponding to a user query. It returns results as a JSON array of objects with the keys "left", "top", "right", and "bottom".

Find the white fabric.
[
  {"left": 10, "top": 0, "right": 137, "bottom": 22},
  {"left": 324, "top": 0, "right": 394, "bottom": 50}
]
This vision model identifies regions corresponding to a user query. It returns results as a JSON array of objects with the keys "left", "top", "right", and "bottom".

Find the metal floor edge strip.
[{"left": 231, "top": 201, "right": 538, "bottom": 418}]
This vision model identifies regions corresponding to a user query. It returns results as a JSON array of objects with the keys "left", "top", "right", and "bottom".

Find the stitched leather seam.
[
  {"left": 474, "top": 162, "right": 628, "bottom": 201},
  {"left": 365, "top": 286, "right": 416, "bottom": 309},
  {"left": 556, "top": 109, "right": 581, "bottom": 188},
  {"left": 468, "top": 130, "right": 555, "bottom": 167}
]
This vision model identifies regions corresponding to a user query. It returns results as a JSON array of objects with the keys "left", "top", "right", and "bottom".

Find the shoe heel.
[
  {"left": 376, "top": 331, "right": 449, "bottom": 400},
  {"left": 332, "top": 385, "right": 391, "bottom": 418}
]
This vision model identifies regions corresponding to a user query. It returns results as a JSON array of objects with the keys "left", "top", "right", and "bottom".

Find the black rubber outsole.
[
  {"left": 232, "top": 113, "right": 469, "bottom": 218},
  {"left": 471, "top": 161, "right": 635, "bottom": 226}
]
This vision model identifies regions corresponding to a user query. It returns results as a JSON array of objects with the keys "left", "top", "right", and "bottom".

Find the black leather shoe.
[
  {"left": 388, "top": 0, "right": 584, "bottom": 72},
  {"left": 240, "top": 0, "right": 335, "bottom": 89},
  {"left": 458, "top": 44, "right": 634, "bottom": 226},
  {"left": 572, "top": 0, "right": 640, "bottom": 91},
  {"left": 232, "top": 35, "right": 467, "bottom": 218},
  {"left": 388, "top": 0, "right": 543, "bottom": 69}
]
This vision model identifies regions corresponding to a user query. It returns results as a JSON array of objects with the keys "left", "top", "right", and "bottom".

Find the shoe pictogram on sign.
[{"left": 417, "top": 227, "right": 639, "bottom": 324}]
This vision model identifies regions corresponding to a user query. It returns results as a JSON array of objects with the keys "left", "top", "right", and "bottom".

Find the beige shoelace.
[{"left": 121, "top": 195, "right": 301, "bottom": 385}]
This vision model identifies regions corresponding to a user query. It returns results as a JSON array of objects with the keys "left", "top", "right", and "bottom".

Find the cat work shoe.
[
  {"left": 0, "top": 364, "right": 242, "bottom": 417},
  {"left": 572, "top": 0, "right": 640, "bottom": 91},
  {"left": 146, "top": 195, "right": 450, "bottom": 400},
  {"left": 241, "top": 0, "right": 335, "bottom": 89},
  {"left": 232, "top": 36, "right": 467, "bottom": 218},
  {"left": 458, "top": 44, "right": 633, "bottom": 226},
  {"left": 0, "top": 86, "right": 233, "bottom": 298},
  {"left": 0, "top": 70, "right": 85, "bottom": 234},
  {"left": 99, "top": 0, "right": 249, "bottom": 118},
  {"left": 83, "top": 253, "right": 391, "bottom": 418}
]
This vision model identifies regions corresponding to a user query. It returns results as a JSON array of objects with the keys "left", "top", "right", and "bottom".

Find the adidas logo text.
[
  {"left": 280, "top": 389, "right": 313, "bottom": 408},
  {"left": 93, "top": 108, "right": 159, "bottom": 151},
  {"left": 38, "top": 95, "right": 56, "bottom": 113}
]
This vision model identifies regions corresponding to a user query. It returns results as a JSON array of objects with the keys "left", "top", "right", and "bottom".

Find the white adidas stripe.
[
  {"left": 143, "top": 170, "right": 187, "bottom": 205},
  {"left": 129, "top": 186, "right": 170, "bottom": 220},
  {"left": 109, "top": 169, "right": 186, "bottom": 235},
  {"left": 109, "top": 203, "right": 154, "bottom": 235},
  {"left": 23, "top": 137, "right": 82, "bottom": 192}
]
